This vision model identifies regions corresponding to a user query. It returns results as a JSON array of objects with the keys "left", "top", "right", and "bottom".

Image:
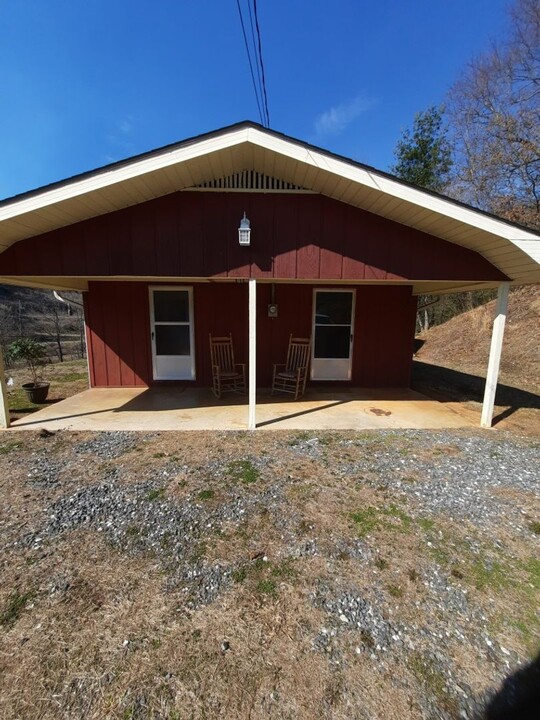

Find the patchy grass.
[
  {"left": 409, "top": 652, "right": 460, "bottom": 715},
  {"left": 524, "top": 558, "right": 540, "bottom": 589},
  {"left": 0, "top": 428, "right": 538, "bottom": 719},
  {"left": 387, "top": 584, "right": 404, "bottom": 599},
  {"left": 7, "top": 358, "right": 88, "bottom": 421},
  {"left": 226, "top": 459, "right": 259, "bottom": 485},
  {"left": 256, "top": 578, "right": 277, "bottom": 597},
  {"left": 57, "top": 371, "right": 88, "bottom": 382},
  {"left": 528, "top": 521, "right": 540, "bottom": 535},
  {"left": 0, "top": 439, "right": 24, "bottom": 455},
  {"left": 0, "top": 590, "right": 35, "bottom": 627},
  {"left": 7, "top": 388, "right": 45, "bottom": 414},
  {"left": 351, "top": 504, "right": 413, "bottom": 537},
  {"left": 350, "top": 507, "right": 379, "bottom": 537}
]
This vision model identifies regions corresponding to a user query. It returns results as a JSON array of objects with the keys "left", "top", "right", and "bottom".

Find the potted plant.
[{"left": 8, "top": 339, "right": 50, "bottom": 403}]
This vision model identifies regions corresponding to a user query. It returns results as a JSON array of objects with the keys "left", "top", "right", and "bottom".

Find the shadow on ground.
[{"left": 412, "top": 360, "right": 540, "bottom": 426}]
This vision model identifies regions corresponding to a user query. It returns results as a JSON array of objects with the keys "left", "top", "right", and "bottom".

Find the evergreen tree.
[{"left": 391, "top": 106, "right": 453, "bottom": 192}]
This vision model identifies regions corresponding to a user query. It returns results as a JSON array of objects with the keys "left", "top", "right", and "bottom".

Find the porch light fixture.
[{"left": 238, "top": 212, "right": 251, "bottom": 246}]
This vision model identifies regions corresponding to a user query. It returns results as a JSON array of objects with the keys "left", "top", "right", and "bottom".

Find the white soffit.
[{"left": 0, "top": 123, "right": 539, "bottom": 284}]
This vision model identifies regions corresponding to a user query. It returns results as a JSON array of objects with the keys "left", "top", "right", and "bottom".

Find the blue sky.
[{"left": 0, "top": 0, "right": 511, "bottom": 199}]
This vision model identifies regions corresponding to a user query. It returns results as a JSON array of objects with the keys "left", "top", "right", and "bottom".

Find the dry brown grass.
[
  {"left": 413, "top": 285, "right": 540, "bottom": 435},
  {"left": 417, "top": 285, "right": 540, "bottom": 394},
  {"left": 1, "top": 429, "right": 538, "bottom": 719}
]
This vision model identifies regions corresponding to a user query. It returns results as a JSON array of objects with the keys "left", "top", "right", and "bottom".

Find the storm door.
[
  {"left": 311, "top": 289, "right": 355, "bottom": 381},
  {"left": 150, "top": 287, "right": 195, "bottom": 380}
]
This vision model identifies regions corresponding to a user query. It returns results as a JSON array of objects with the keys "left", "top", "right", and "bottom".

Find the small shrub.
[
  {"left": 528, "top": 521, "right": 540, "bottom": 536},
  {"left": 146, "top": 488, "right": 165, "bottom": 501},
  {"left": 197, "top": 489, "right": 215, "bottom": 501},
  {"left": 8, "top": 339, "right": 47, "bottom": 385},
  {"left": 375, "top": 557, "right": 389, "bottom": 570}
]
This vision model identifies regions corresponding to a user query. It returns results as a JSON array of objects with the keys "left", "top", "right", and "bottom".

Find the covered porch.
[{"left": 9, "top": 386, "right": 472, "bottom": 432}]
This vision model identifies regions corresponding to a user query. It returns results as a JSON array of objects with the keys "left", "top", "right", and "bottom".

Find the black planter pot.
[{"left": 22, "top": 382, "right": 50, "bottom": 404}]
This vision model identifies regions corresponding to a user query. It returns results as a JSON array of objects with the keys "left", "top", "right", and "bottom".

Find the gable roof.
[{"left": 0, "top": 121, "right": 539, "bottom": 288}]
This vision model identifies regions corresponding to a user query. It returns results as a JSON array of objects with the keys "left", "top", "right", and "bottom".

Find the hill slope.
[{"left": 416, "top": 285, "right": 540, "bottom": 394}]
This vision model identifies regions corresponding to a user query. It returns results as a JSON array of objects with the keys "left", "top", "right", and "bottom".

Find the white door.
[
  {"left": 150, "top": 287, "right": 195, "bottom": 380},
  {"left": 311, "top": 289, "right": 355, "bottom": 381}
]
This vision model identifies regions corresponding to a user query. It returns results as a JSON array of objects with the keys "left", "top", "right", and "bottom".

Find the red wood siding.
[
  {"left": 85, "top": 282, "right": 151, "bottom": 387},
  {"left": 85, "top": 281, "right": 416, "bottom": 388},
  {"left": 0, "top": 193, "right": 507, "bottom": 282}
]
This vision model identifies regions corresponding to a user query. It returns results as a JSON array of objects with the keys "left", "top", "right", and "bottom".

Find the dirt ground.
[{"left": 0, "top": 428, "right": 538, "bottom": 719}]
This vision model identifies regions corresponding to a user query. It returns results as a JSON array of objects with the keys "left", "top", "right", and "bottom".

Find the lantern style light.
[{"left": 238, "top": 212, "right": 251, "bottom": 246}]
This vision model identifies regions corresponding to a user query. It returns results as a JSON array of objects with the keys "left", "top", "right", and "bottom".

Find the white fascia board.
[
  {"left": 246, "top": 128, "right": 540, "bottom": 243},
  {"left": 0, "top": 128, "right": 251, "bottom": 223},
  {"left": 512, "top": 239, "right": 540, "bottom": 263},
  {"left": 1, "top": 123, "right": 539, "bottom": 252}
]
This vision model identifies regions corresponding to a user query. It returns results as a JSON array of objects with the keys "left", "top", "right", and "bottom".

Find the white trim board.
[{"left": 0, "top": 123, "right": 539, "bottom": 286}]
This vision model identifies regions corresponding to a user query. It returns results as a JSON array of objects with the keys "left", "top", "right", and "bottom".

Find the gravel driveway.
[{"left": 0, "top": 428, "right": 538, "bottom": 720}]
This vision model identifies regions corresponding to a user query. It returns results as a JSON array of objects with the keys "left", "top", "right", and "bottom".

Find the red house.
[{"left": 0, "top": 122, "right": 539, "bottom": 429}]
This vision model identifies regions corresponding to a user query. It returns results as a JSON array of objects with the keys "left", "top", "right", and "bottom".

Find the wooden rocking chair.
[
  {"left": 272, "top": 335, "right": 311, "bottom": 400},
  {"left": 209, "top": 333, "right": 246, "bottom": 398}
]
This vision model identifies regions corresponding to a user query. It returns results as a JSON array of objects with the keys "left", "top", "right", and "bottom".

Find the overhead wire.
[
  {"left": 236, "top": 0, "right": 270, "bottom": 128},
  {"left": 236, "top": 0, "right": 265, "bottom": 126},
  {"left": 252, "top": 0, "right": 270, "bottom": 127}
]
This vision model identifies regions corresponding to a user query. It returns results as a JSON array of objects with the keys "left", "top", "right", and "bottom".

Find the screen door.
[
  {"left": 311, "top": 289, "right": 355, "bottom": 381},
  {"left": 150, "top": 287, "right": 195, "bottom": 380}
]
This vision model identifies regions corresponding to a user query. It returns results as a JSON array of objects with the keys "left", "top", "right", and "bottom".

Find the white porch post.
[
  {"left": 481, "top": 282, "right": 510, "bottom": 428},
  {"left": 248, "top": 279, "right": 257, "bottom": 430},
  {"left": 0, "top": 344, "right": 10, "bottom": 429}
]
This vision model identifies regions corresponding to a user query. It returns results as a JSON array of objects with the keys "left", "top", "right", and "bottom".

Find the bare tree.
[{"left": 447, "top": 0, "right": 540, "bottom": 229}]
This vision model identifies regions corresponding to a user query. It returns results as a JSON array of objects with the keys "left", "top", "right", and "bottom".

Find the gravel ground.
[{"left": 1, "top": 428, "right": 539, "bottom": 720}]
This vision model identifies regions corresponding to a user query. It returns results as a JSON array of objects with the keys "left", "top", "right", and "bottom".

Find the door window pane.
[
  {"left": 154, "top": 291, "right": 189, "bottom": 322},
  {"left": 315, "top": 292, "right": 352, "bottom": 325},
  {"left": 155, "top": 325, "right": 191, "bottom": 356},
  {"left": 314, "top": 326, "right": 351, "bottom": 358}
]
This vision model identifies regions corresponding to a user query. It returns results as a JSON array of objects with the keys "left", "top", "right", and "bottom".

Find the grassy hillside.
[
  {"left": 412, "top": 285, "right": 540, "bottom": 435},
  {"left": 0, "top": 285, "right": 85, "bottom": 362},
  {"left": 416, "top": 285, "right": 540, "bottom": 394}
]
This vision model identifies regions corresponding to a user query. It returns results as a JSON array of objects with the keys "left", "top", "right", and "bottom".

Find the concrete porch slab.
[{"left": 9, "top": 387, "right": 474, "bottom": 432}]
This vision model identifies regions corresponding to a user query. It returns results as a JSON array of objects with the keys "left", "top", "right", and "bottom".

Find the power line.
[
  {"left": 247, "top": 0, "right": 265, "bottom": 121},
  {"left": 252, "top": 0, "right": 270, "bottom": 127},
  {"left": 236, "top": 0, "right": 270, "bottom": 128},
  {"left": 236, "top": 0, "right": 264, "bottom": 126}
]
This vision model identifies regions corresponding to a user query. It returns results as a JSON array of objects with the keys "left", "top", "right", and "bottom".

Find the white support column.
[
  {"left": 481, "top": 282, "right": 510, "bottom": 428},
  {"left": 248, "top": 279, "right": 257, "bottom": 430},
  {"left": 0, "top": 345, "right": 10, "bottom": 429}
]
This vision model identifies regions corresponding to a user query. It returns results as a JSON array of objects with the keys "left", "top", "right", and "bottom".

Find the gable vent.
[{"left": 194, "top": 171, "right": 307, "bottom": 191}]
